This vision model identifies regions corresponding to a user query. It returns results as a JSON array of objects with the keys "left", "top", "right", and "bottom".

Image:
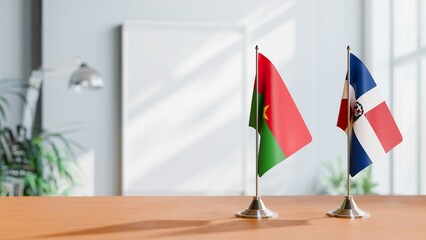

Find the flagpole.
[
  {"left": 346, "top": 46, "right": 351, "bottom": 197},
  {"left": 326, "top": 46, "right": 369, "bottom": 219},
  {"left": 255, "top": 45, "right": 259, "bottom": 198},
  {"left": 236, "top": 45, "right": 277, "bottom": 219}
]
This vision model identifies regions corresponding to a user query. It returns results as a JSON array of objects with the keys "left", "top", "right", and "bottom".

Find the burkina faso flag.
[{"left": 249, "top": 53, "right": 312, "bottom": 177}]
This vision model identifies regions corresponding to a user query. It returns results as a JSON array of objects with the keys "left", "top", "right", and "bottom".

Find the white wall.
[
  {"left": 365, "top": 0, "right": 426, "bottom": 195},
  {"left": 0, "top": 0, "right": 32, "bottom": 127},
  {"left": 42, "top": 0, "right": 363, "bottom": 195}
]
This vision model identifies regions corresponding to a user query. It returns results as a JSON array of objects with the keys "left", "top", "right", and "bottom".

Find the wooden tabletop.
[{"left": 1, "top": 196, "right": 425, "bottom": 239}]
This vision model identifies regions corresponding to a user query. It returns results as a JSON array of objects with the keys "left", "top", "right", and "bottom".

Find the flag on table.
[
  {"left": 249, "top": 53, "right": 312, "bottom": 177},
  {"left": 337, "top": 53, "right": 403, "bottom": 177}
]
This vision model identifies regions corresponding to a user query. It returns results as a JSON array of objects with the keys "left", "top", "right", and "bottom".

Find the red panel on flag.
[
  {"left": 258, "top": 53, "right": 312, "bottom": 157},
  {"left": 365, "top": 102, "right": 403, "bottom": 153},
  {"left": 337, "top": 99, "right": 348, "bottom": 131}
]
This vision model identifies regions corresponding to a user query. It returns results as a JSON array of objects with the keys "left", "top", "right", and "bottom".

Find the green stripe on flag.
[
  {"left": 258, "top": 120, "right": 287, "bottom": 176},
  {"left": 248, "top": 90, "right": 287, "bottom": 176},
  {"left": 249, "top": 92, "right": 264, "bottom": 132}
]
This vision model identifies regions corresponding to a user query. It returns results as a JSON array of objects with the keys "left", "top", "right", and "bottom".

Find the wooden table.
[{"left": 1, "top": 196, "right": 425, "bottom": 239}]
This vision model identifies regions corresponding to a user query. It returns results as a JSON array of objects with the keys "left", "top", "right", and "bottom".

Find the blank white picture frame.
[{"left": 121, "top": 21, "right": 248, "bottom": 195}]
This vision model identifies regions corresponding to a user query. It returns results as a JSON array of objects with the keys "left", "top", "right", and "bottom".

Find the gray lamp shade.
[{"left": 69, "top": 63, "right": 104, "bottom": 90}]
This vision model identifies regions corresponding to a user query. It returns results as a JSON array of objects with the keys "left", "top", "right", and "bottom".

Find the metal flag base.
[
  {"left": 236, "top": 196, "right": 278, "bottom": 219},
  {"left": 327, "top": 195, "right": 370, "bottom": 219}
]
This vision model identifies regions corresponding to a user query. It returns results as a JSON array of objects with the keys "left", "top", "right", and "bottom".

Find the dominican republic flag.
[{"left": 337, "top": 53, "right": 402, "bottom": 177}]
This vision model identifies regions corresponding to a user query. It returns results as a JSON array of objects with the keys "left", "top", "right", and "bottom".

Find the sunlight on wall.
[
  {"left": 241, "top": 1, "right": 293, "bottom": 31},
  {"left": 257, "top": 19, "right": 295, "bottom": 68},
  {"left": 393, "top": 62, "right": 418, "bottom": 194},
  {"left": 122, "top": 0, "right": 359, "bottom": 196},
  {"left": 172, "top": 30, "right": 244, "bottom": 79},
  {"left": 366, "top": 0, "right": 426, "bottom": 195},
  {"left": 393, "top": 0, "right": 417, "bottom": 58}
]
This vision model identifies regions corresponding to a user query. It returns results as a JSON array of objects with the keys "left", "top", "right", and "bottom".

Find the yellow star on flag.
[{"left": 263, "top": 105, "right": 269, "bottom": 120}]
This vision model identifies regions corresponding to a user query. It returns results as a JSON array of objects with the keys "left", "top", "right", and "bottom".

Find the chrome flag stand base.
[
  {"left": 236, "top": 196, "right": 278, "bottom": 219},
  {"left": 327, "top": 195, "right": 370, "bottom": 219}
]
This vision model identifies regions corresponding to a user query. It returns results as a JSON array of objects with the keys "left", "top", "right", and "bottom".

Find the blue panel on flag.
[
  {"left": 350, "top": 53, "right": 377, "bottom": 99},
  {"left": 350, "top": 133, "right": 373, "bottom": 177}
]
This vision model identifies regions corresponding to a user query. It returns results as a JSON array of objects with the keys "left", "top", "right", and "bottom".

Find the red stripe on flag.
[
  {"left": 364, "top": 102, "right": 403, "bottom": 153},
  {"left": 337, "top": 99, "right": 348, "bottom": 131},
  {"left": 258, "top": 53, "right": 312, "bottom": 157}
]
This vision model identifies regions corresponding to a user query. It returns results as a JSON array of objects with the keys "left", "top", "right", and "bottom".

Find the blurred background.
[{"left": 0, "top": 0, "right": 424, "bottom": 196}]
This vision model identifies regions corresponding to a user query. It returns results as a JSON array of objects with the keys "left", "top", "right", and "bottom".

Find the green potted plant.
[
  {"left": 0, "top": 79, "right": 80, "bottom": 196},
  {"left": 318, "top": 156, "right": 378, "bottom": 195}
]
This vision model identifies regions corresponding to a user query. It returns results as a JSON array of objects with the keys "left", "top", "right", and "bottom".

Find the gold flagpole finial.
[{"left": 347, "top": 45, "right": 351, "bottom": 51}]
